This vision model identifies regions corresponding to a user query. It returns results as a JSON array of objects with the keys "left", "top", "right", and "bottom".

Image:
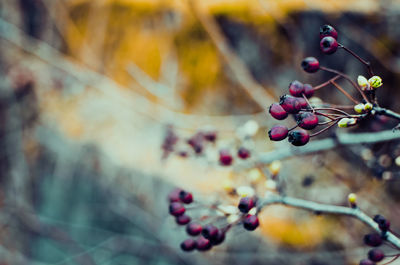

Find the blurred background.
[{"left": 1, "top": 0, "right": 400, "bottom": 264}]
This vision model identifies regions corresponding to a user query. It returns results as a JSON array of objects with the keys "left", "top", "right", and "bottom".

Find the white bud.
[
  {"left": 354, "top": 104, "right": 365, "bottom": 114},
  {"left": 357, "top": 75, "right": 370, "bottom": 91},
  {"left": 236, "top": 186, "right": 255, "bottom": 197},
  {"left": 368, "top": 76, "right": 383, "bottom": 88}
]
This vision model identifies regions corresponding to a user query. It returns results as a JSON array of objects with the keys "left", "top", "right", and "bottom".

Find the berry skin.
[
  {"left": 301, "top": 57, "right": 320, "bottom": 73},
  {"left": 202, "top": 225, "right": 219, "bottom": 241},
  {"left": 186, "top": 223, "right": 203, "bottom": 236},
  {"left": 238, "top": 196, "right": 256, "bottom": 213},
  {"left": 268, "top": 125, "right": 289, "bottom": 141},
  {"left": 269, "top": 103, "right": 288, "bottom": 120},
  {"left": 210, "top": 230, "right": 226, "bottom": 245},
  {"left": 320, "top": 36, "right": 338, "bottom": 54},
  {"left": 168, "top": 188, "right": 183, "bottom": 202},
  {"left": 176, "top": 214, "right": 191, "bottom": 225},
  {"left": 373, "top": 215, "right": 390, "bottom": 231},
  {"left": 289, "top": 80, "right": 304, "bottom": 97},
  {"left": 296, "top": 97, "right": 308, "bottom": 109},
  {"left": 243, "top": 214, "right": 259, "bottom": 231},
  {"left": 363, "top": 233, "right": 382, "bottom": 247},
  {"left": 179, "top": 190, "right": 193, "bottom": 204},
  {"left": 169, "top": 202, "right": 185, "bottom": 216},
  {"left": 288, "top": 129, "right": 310, "bottom": 146},
  {"left": 238, "top": 147, "right": 251, "bottom": 159},
  {"left": 368, "top": 248, "right": 384, "bottom": 262},
  {"left": 219, "top": 149, "right": 233, "bottom": 166},
  {"left": 320, "top": 25, "right": 338, "bottom": 40},
  {"left": 296, "top": 112, "right": 319, "bottom": 130},
  {"left": 196, "top": 236, "right": 212, "bottom": 251},
  {"left": 359, "top": 259, "right": 376, "bottom": 265},
  {"left": 180, "top": 239, "right": 197, "bottom": 251},
  {"left": 279, "top": 95, "right": 302, "bottom": 114},
  {"left": 303, "top": 84, "right": 314, "bottom": 98}
]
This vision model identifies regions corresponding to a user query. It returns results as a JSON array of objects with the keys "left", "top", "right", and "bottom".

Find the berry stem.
[
  {"left": 374, "top": 107, "right": 400, "bottom": 122},
  {"left": 338, "top": 43, "right": 374, "bottom": 77},
  {"left": 313, "top": 75, "right": 341, "bottom": 90},
  {"left": 288, "top": 124, "right": 299, "bottom": 131},
  {"left": 313, "top": 107, "right": 351, "bottom": 116},
  {"left": 320, "top": 66, "right": 369, "bottom": 103},
  {"left": 310, "top": 120, "right": 339, "bottom": 137},
  {"left": 381, "top": 254, "right": 400, "bottom": 265},
  {"left": 330, "top": 80, "right": 359, "bottom": 104},
  {"left": 302, "top": 94, "right": 315, "bottom": 112}
]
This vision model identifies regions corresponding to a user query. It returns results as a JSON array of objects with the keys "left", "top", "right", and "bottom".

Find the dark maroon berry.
[
  {"left": 219, "top": 149, "right": 233, "bottom": 166},
  {"left": 180, "top": 238, "right": 196, "bottom": 251},
  {"left": 202, "top": 225, "right": 219, "bottom": 240},
  {"left": 243, "top": 214, "right": 259, "bottom": 231},
  {"left": 203, "top": 130, "right": 217, "bottom": 142},
  {"left": 359, "top": 259, "right": 375, "bottom": 265},
  {"left": 186, "top": 223, "right": 203, "bottom": 236},
  {"left": 289, "top": 80, "right": 304, "bottom": 97},
  {"left": 373, "top": 215, "right": 390, "bottom": 231},
  {"left": 176, "top": 214, "right": 191, "bottom": 225},
  {"left": 268, "top": 125, "right": 289, "bottom": 141},
  {"left": 168, "top": 188, "right": 183, "bottom": 202},
  {"left": 296, "top": 97, "right": 308, "bottom": 109},
  {"left": 320, "top": 24, "right": 338, "bottom": 40},
  {"left": 320, "top": 36, "right": 338, "bottom": 54},
  {"left": 269, "top": 103, "right": 288, "bottom": 120},
  {"left": 210, "top": 230, "right": 225, "bottom": 245},
  {"left": 187, "top": 132, "right": 204, "bottom": 154},
  {"left": 303, "top": 84, "right": 314, "bottom": 98},
  {"left": 301, "top": 57, "right": 320, "bottom": 73},
  {"left": 169, "top": 202, "right": 185, "bottom": 216},
  {"left": 238, "top": 147, "right": 250, "bottom": 159},
  {"left": 238, "top": 196, "right": 256, "bottom": 213},
  {"left": 177, "top": 151, "right": 188, "bottom": 157},
  {"left": 296, "top": 112, "right": 319, "bottom": 130},
  {"left": 279, "top": 95, "right": 302, "bottom": 114},
  {"left": 179, "top": 190, "right": 193, "bottom": 204},
  {"left": 368, "top": 248, "right": 384, "bottom": 262},
  {"left": 196, "top": 236, "right": 212, "bottom": 251},
  {"left": 288, "top": 129, "right": 310, "bottom": 146},
  {"left": 363, "top": 233, "right": 382, "bottom": 247}
]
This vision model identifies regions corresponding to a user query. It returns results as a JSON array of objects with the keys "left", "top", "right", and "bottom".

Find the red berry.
[
  {"left": 320, "top": 24, "right": 338, "bottom": 40},
  {"left": 368, "top": 248, "right": 384, "bottom": 262},
  {"left": 288, "top": 129, "right": 310, "bottom": 146},
  {"left": 169, "top": 202, "right": 185, "bottom": 216},
  {"left": 203, "top": 130, "right": 217, "bottom": 142},
  {"left": 186, "top": 223, "right": 203, "bottom": 236},
  {"left": 279, "top": 95, "right": 302, "bottom": 114},
  {"left": 176, "top": 214, "right": 191, "bottom": 225},
  {"left": 359, "top": 259, "right": 375, "bottom": 265},
  {"left": 269, "top": 103, "right": 288, "bottom": 120},
  {"left": 289, "top": 80, "right": 304, "bottom": 97},
  {"left": 296, "top": 97, "right": 308, "bottom": 109},
  {"left": 179, "top": 190, "right": 193, "bottom": 204},
  {"left": 219, "top": 149, "right": 233, "bottom": 166},
  {"left": 238, "top": 147, "right": 250, "bottom": 159},
  {"left": 363, "top": 233, "right": 382, "bottom": 247},
  {"left": 320, "top": 36, "right": 338, "bottom": 54},
  {"left": 168, "top": 188, "right": 183, "bottom": 202},
  {"left": 268, "top": 125, "right": 289, "bottom": 141},
  {"left": 196, "top": 236, "right": 212, "bottom": 251},
  {"left": 210, "top": 230, "right": 225, "bottom": 245},
  {"left": 202, "top": 225, "right": 219, "bottom": 241},
  {"left": 303, "top": 84, "right": 314, "bottom": 98},
  {"left": 301, "top": 57, "right": 320, "bottom": 73},
  {"left": 238, "top": 196, "right": 256, "bottom": 213},
  {"left": 243, "top": 214, "right": 259, "bottom": 231},
  {"left": 181, "top": 238, "right": 196, "bottom": 251},
  {"left": 296, "top": 112, "right": 319, "bottom": 130}
]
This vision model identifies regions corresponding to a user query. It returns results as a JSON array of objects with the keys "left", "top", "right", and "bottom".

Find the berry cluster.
[
  {"left": 167, "top": 188, "right": 260, "bottom": 252},
  {"left": 267, "top": 24, "right": 390, "bottom": 146}
]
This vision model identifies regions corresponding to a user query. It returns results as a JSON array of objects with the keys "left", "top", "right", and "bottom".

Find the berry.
[
  {"left": 301, "top": 57, "right": 320, "bottom": 73},
  {"left": 288, "top": 129, "right": 310, "bottom": 146},
  {"left": 179, "top": 190, "right": 193, "bottom": 204},
  {"left": 238, "top": 147, "right": 250, "bottom": 159},
  {"left": 268, "top": 125, "right": 289, "bottom": 141},
  {"left": 196, "top": 236, "right": 212, "bottom": 251},
  {"left": 279, "top": 95, "right": 302, "bottom": 114},
  {"left": 187, "top": 133, "right": 204, "bottom": 154},
  {"left": 176, "top": 214, "right": 191, "bottom": 225},
  {"left": 296, "top": 97, "right": 308, "bottom": 109},
  {"left": 210, "top": 230, "right": 226, "bottom": 245},
  {"left": 269, "top": 103, "right": 288, "bottom": 120},
  {"left": 359, "top": 259, "right": 375, "bottom": 265},
  {"left": 203, "top": 130, "right": 217, "bottom": 142},
  {"left": 169, "top": 202, "right": 185, "bottom": 216},
  {"left": 180, "top": 239, "right": 196, "bottom": 251},
  {"left": 238, "top": 196, "right": 256, "bottom": 213},
  {"left": 320, "top": 36, "right": 338, "bottom": 54},
  {"left": 320, "top": 25, "right": 338, "bottom": 40},
  {"left": 367, "top": 248, "right": 384, "bottom": 262},
  {"left": 363, "top": 233, "right": 382, "bottom": 247},
  {"left": 243, "top": 214, "right": 259, "bottom": 231},
  {"left": 202, "top": 225, "right": 219, "bottom": 241},
  {"left": 303, "top": 84, "right": 314, "bottom": 98},
  {"left": 296, "top": 112, "right": 319, "bottom": 130},
  {"left": 373, "top": 215, "right": 390, "bottom": 231},
  {"left": 219, "top": 149, "right": 233, "bottom": 166},
  {"left": 168, "top": 188, "right": 183, "bottom": 202},
  {"left": 289, "top": 80, "right": 304, "bottom": 97},
  {"left": 186, "top": 223, "right": 203, "bottom": 236}
]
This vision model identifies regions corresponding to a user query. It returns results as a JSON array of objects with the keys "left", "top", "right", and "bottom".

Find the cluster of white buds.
[
  {"left": 354, "top": 102, "right": 373, "bottom": 114},
  {"left": 358, "top": 75, "right": 383, "bottom": 91}
]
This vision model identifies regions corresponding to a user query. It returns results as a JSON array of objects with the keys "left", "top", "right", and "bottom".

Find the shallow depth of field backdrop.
[{"left": 1, "top": 0, "right": 400, "bottom": 264}]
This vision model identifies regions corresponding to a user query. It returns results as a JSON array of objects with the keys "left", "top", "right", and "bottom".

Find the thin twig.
[
  {"left": 313, "top": 75, "right": 341, "bottom": 90},
  {"left": 338, "top": 43, "right": 374, "bottom": 77},
  {"left": 330, "top": 80, "right": 359, "bottom": 104}
]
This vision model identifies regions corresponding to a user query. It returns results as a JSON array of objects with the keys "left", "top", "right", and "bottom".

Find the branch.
[
  {"left": 258, "top": 195, "right": 400, "bottom": 249},
  {"left": 374, "top": 107, "right": 400, "bottom": 122}
]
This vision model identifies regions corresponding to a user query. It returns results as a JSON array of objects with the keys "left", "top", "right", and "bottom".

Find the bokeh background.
[{"left": 1, "top": 0, "right": 400, "bottom": 264}]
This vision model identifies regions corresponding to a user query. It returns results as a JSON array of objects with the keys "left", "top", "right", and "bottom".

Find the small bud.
[
  {"left": 236, "top": 186, "right": 255, "bottom": 197},
  {"left": 364, "top": 102, "right": 373, "bottom": 111},
  {"left": 357, "top": 75, "right": 370, "bottom": 91},
  {"left": 265, "top": 179, "right": 277, "bottom": 190},
  {"left": 223, "top": 179, "right": 234, "bottom": 193},
  {"left": 248, "top": 168, "right": 262, "bottom": 182},
  {"left": 269, "top": 160, "right": 282, "bottom": 176},
  {"left": 348, "top": 193, "right": 357, "bottom": 207},
  {"left": 368, "top": 76, "right": 383, "bottom": 88},
  {"left": 354, "top": 104, "right": 365, "bottom": 114},
  {"left": 338, "top": 118, "right": 357, "bottom": 128}
]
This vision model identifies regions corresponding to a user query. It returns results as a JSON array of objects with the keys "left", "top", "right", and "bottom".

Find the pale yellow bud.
[
  {"left": 357, "top": 75, "right": 370, "bottom": 91},
  {"left": 248, "top": 168, "right": 262, "bottom": 182},
  {"left": 364, "top": 103, "right": 373, "bottom": 111},
  {"left": 354, "top": 104, "right": 365, "bottom": 114},
  {"left": 368, "top": 76, "right": 383, "bottom": 88},
  {"left": 236, "top": 186, "right": 255, "bottom": 197},
  {"left": 269, "top": 160, "right": 282, "bottom": 176},
  {"left": 264, "top": 179, "right": 277, "bottom": 190},
  {"left": 348, "top": 193, "right": 357, "bottom": 206},
  {"left": 338, "top": 118, "right": 357, "bottom": 128}
]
